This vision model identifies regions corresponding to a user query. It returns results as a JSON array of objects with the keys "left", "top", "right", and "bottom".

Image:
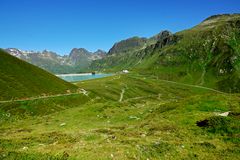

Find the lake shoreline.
[
  {"left": 56, "top": 73, "right": 113, "bottom": 82},
  {"left": 56, "top": 73, "right": 93, "bottom": 77}
]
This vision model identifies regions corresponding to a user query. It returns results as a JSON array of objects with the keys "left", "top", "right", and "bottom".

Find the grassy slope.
[
  {"left": 0, "top": 49, "right": 77, "bottom": 100},
  {"left": 91, "top": 14, "right": 240, "bottom": 92},
  {"left": 0, "top": 74, "right": 239, "bottom": 159},
  {"left": 144, "top": 14, "right": 240, "bottom": 92}
]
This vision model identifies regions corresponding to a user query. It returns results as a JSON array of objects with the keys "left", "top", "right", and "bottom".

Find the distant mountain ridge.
[
  {"left": 4, "top": 31, "right": 169, "bottom": 74},
  {"left": 5, "top": 48, "right": 106, "bottom": 74}
]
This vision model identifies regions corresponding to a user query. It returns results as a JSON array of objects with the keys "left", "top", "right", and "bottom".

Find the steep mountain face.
[
  {"left": 108, "top": 37, "right": 147, "bottom": 55},
  {"left": 5, "top": 48, "right": 106, "bottom": 74},
  {"left": 148, "top": 30, "right": 173, "bottom": 44},
  {"left": 90, "top": 31, "right": 172, "bottom": 70},
  {"left": 69, "top": 48, "right": 91, "bottom": 65},
  {"left": 0, "top": 49, "right": 77, "bottom": 101},
  {"left": 91, "top": 14, "right": 240, "bottom": 92},
  {"left": 92, "top": 49, "right": 107, "bottom": 60},
  {"left": 108, "top": 31, "right": 172, "bottom": 56}
]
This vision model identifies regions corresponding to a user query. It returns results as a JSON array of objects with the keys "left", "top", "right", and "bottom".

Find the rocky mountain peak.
[
  {"left": 150, "top": 30, "right": 172, "bottom": 41},
  {"left": 69, "top": 48, "right": 90, "bottom": 58},
  {"left": 108, "top": 36, "right": 147, "bottom": 55},
  {"left": 93, "top": 49, "right": 107, "bottom": 55}
]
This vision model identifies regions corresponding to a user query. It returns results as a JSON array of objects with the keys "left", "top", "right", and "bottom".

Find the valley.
[
  {"left": 0, "top": 74, "right": 239, "bottom": 159},
  {"left": 0, "top": 13, "right": 239, "bottom": 160}
]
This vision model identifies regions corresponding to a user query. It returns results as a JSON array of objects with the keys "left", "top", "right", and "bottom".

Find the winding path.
[
  {"left": 0, "top": 91, "right": 87, "bottom": 104},
  {"left": 158, "top": 79, "right": 225, "bottom": 94},
  {"left": 119, "top": 88, "right": 125, "bottom": 102}
]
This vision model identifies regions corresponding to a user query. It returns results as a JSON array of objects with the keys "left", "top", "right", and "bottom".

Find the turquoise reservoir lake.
[{"left": 56, "top": 73, "right": 112, "bottom": 82}]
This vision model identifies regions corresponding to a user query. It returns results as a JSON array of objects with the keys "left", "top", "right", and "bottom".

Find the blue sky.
[{"left": 0, "top": 0, "right": 240, "bottom": 55}]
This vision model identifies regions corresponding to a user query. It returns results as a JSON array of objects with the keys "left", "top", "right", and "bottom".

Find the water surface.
[{"left": 56, "top": 73, "right": 112, "bottom": 82}]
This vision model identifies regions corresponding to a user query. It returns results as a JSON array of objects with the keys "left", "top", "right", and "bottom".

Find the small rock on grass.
[
  {"left": 60, "top": 123, "right": 66, "bottom": 126},
  {"left": 22, "top": 146, "right": 28, "bottom": 150}
]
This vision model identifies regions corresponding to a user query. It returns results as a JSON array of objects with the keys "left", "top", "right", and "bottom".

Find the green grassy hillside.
[
  {"left": 91, "top": 14, "right": 240, "bottom": 92},
  {"left": 0, "top": 74, "right": 239, "bottom": 159},
  {"left": 0, "top": 49, "right": 77, "bottom": 101},
  {"left": 144, "top": 14, "right": 240, "bottom": 92}
]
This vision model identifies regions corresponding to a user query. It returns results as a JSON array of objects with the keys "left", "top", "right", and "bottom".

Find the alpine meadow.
[{"left": 0, "top": 1, "right": 240, "bottom": 159}]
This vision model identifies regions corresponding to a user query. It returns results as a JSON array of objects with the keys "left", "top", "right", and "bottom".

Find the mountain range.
[
  {"left": 5, "top": 48, "right": 106, "bottom": 74},
  {"left": 4, "top": 31, "right": 170, "bottom": 74},
  {"left": 3, "top": 14, "right": 240, "bottom": 92}
]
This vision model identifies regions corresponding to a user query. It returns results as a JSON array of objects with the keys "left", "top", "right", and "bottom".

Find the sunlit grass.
[{"left": 0, "top": 74, "right": 239, "bottom": 159}]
